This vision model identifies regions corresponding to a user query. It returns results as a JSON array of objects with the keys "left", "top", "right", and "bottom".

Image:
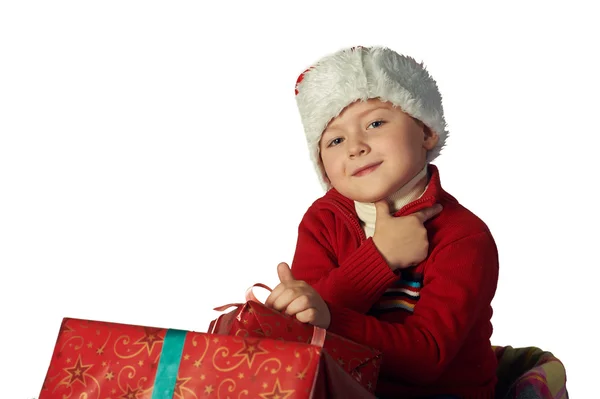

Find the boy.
[{"left": 266, "top": 46, "right": 499, "bottom": 398}]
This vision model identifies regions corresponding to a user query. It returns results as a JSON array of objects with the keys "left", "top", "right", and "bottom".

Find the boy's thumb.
[
  {"left": 277, "top": 262, "right": 295, "bottom": 283},
  {"left": 375, "top": 200, "right": 391, "bottom": 220}
]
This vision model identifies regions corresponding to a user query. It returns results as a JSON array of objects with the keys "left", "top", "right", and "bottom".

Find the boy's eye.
[
  {"left": 329, "top": 137, "right": 344, "bottom": 147},
  {"left": 368, "top": 120, "right": 385, "bottom": 129}
]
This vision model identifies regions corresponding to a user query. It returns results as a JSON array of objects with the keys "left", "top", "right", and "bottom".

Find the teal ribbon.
[{"left": 152, "top": 329, "right": 187, "bottom": 399}]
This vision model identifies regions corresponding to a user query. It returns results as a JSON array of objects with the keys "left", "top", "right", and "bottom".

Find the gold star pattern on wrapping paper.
[
  {"left": 193, "top": 359, "right": 202, "bottom": 368},
  {"left": 138, "top": 360, "right": 144, "bottom": 367},
  {"left": 183, "top": 354, "right": 190, "bottom": 360},
  {"left": 120, "top": 385, "right": 141, "bottom": 399},
  {"left": 134, "top": 328, "right": 163, "bottom": 355},
  {"left": 173, "top": 376, "right": 191, "bottom": 398},
  {"left": 296, "top": 371, "right": 306, "bottom": 380},
  {"left": 285, "top": 366, "right": 292, "bottom": 372},
  {"left": 238, "top": 373, "right": 244, "bottom": 379},
  {"left": 105, "top": 371, "right": 114, "bottom": 381},
  {"left": 259, "top": 379, "right": 295, "bottom": 399},
  {"left": 204, "top": 385, "right": 214, "bottom": 394},
  {"left": 96, "top": 347, "right": 104, "bottom": 355},
  {"left": 87, "top": 342, "right": 93, "bottom": 349},
  {"left": 233, "top": 339, "right": 269, "bottom": 368},
  {"left": 66, "top": 358, "right": 72, "bottom": 364},
  {"left": 64, "top": 355, "right": 93, "bottom": 386}
]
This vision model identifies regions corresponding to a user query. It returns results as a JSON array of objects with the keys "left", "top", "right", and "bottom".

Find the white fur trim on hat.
[{"left": 295, "top": 46, "right": 448, "bottom": 191}]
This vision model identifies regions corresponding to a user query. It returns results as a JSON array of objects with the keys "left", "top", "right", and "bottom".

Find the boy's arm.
[
  {"left": 290, "top": 207, "right": 398, "bottom": 314},
  {"left": 325, "top": 231, "right": 499, "bottom": 383}
]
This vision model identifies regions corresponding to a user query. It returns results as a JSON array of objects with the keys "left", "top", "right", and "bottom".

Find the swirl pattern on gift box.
[
  {"left": 178, "top": 331, "right": 322, "bottom": 398},
  {"left": 216, "top": 378, "right": 249, "bottom": 399},
  {"left": 210, "top": 292, "right": 383, "bottom": 394},
  {"left": 40, "top": 318, "right": 332, "bottom": 399},
  {"left": 114, "top": 327, "right": 165, "bottom": 359}
]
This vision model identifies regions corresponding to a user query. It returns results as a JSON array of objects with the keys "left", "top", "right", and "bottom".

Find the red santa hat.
[{"left": 295, "top": 46, "right": 448, "bottom": 191}]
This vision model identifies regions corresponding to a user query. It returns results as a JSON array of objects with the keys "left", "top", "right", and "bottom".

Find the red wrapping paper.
[
  {"left": 209, "top": 299, "right": 382, "bottom": 394},
  {"left": 39, "top": 317, "right": 373, "bottom": 398}
]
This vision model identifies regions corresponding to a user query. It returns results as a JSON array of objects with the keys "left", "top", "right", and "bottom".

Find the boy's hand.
[
  {"left": 372, "top": 201, "right": 443, "bottom": 270},
  {"left": 265, "top": 262, "right": 331, "bottom": 329}
]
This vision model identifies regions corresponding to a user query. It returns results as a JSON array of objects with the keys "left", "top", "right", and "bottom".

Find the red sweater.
[{"left": 291, "top": 165, "right": 499, "bottom": 399}]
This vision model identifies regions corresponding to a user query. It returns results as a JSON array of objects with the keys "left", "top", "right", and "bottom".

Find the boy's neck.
[{"left": 354, "top": 164, "right": 429, "bottom": 238}]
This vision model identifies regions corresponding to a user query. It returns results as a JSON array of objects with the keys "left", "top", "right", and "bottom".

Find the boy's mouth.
[{"left": 352, "top": 162, "right": 382, "bottom": 177}]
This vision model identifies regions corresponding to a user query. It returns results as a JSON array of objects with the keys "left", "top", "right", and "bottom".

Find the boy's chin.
[{"left": 341, "top": 187, "right": 396, "bottom": 204}]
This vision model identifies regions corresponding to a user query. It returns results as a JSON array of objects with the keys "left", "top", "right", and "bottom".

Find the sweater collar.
[
  {"left": 354, "top": 165, "right": 429, "bottom": 235},
  {"left": 324, "top": 164, "right": 450, "bottom": 218}
]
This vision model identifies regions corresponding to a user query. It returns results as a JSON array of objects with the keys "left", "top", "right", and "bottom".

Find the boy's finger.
[
  {"left": 374, "top": 200, "right": 391, "bottom": 220},
  {"left": 294, "top": 307, "right": 318, "bottom": 324},
  {"left": 413, "top": 204, "right": 443, "bottom": 223},
  {"left": 277, "top": 262, "right": 295, "bottom": 282},
  {"left": 264, "top": 283, "right": 286, "bottom": 308},
  {"left": 284, "top": 295, "right": 311, "bottom": 317},
  {"left": 271, "top": 289, "right": 298, "bottom": 313}
]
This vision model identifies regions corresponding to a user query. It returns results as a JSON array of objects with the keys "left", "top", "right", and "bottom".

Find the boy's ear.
[
  {"left": 412, "top": 117, "right": 439, "bottom": 151},
  {"left": 422, "top": 125, "right": 439, "bottom": 150}
]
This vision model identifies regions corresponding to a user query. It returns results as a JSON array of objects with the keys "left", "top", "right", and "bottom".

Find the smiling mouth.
[{"left": 352, "top": 162, "right": 382, "bottom": 177}]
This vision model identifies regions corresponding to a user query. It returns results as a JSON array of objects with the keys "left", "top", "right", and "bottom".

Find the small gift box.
[
  {"left": 209, "top": 284, "right": 382, "bottom": 394},
  {"left": 39, "top": 317, "right": 373, "bottom": 398}
]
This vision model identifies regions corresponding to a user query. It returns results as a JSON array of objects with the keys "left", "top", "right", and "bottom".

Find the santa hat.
[{"left": 294, "top": 46, "right": 449, "bottom": 191}]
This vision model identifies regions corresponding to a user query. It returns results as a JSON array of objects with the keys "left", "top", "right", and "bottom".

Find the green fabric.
[{"left": 152, "top": 329, "right": 186, "bottom": 399}]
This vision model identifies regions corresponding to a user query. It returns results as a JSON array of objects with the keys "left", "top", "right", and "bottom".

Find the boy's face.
[{"left": 319, "top": 98, "right": 439, "bottom": 203}]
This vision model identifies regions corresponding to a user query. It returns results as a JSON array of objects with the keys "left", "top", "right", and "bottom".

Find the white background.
[{"left": 1, "top": 1, "right": 597, "bottom": 397}]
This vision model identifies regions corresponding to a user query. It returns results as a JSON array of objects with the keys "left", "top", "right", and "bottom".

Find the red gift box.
[
  {"left": 40, "top": 317, "right": 373, "bottom": 398},
  {"left": 209, "top": 284, "right": 382, "bottom": 394}
]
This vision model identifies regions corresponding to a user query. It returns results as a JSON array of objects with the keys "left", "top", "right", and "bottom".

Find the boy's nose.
[{"left": 348, "top": 140, "right": 369, "bottom": 158}]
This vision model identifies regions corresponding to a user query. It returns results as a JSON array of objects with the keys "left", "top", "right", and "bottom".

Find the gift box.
[
  {"left": 40, "top": 317, "right": 374, "bottom": 398},
  {"left": 209, "top": 284, "right": 382, "bottom": 394}
]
